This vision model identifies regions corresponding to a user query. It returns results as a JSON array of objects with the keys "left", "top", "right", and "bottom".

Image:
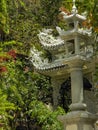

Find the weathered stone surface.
[
  {"left": 84, "top": 90, "right": 98, "bottom": 114},
  {"left": 58, "top": 111, "right": 97, "bottom": 130},
  {"left": 66, "top": 124, "right": 77, "bottom": 130}
]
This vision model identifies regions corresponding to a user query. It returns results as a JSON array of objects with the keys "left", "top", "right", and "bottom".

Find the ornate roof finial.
[{"left": 72, "top": 0, "right": 77, "bottom": 14}]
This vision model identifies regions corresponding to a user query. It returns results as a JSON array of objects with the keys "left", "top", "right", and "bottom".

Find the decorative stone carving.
[
  {"left": 30, "top": 47, "right": 48, "bottom": 68},
  {"left": 38, "top": 28, "right": 64, "bottom": 50}
]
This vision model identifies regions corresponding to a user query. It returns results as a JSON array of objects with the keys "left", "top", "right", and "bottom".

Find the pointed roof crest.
[{"left": 72, "top": 0, "right": 77, "bottom": 14}]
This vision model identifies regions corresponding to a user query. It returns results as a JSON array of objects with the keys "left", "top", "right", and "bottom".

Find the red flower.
[
  {"left": 0, "top": 66, "right": 7, "bottom": 73},
  {"left": 7, "top": 49, "right": 16, "bottom": 59}
]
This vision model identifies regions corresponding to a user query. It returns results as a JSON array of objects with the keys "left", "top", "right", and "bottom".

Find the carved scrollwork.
[
  {"left": 30, "top": 47, "right": 48, "bottom": 68},
  {"left": 38, "top": 28, "right": 64, "bottom": 49}
]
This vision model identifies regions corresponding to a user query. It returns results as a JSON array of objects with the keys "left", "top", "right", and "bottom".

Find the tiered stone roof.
[{"left": 30, "top": 1, "right": 94, "bottom": 76}]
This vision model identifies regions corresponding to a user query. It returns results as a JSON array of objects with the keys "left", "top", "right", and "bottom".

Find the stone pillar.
[
  {"left": 75, "top": 36, "right": 80, "bottom": 54},
  {"left": 58, "top": 58, "right": 97, "bottom": 130},
  {"left": 71, "top": 67, "right": 83, "bottom": 103},
  {"left": 65, "top": 43, "right": 69, "bottom": 56},
  {"left": 51, "top": 77, "right": 62, "bottom": 109},
  {"left": 69, "top": 59, "right": 86, "bottom": 111}
]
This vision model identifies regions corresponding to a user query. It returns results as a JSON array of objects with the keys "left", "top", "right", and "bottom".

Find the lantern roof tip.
[{"left": 72, "top": 0, "right": 77, "bottom": 14}]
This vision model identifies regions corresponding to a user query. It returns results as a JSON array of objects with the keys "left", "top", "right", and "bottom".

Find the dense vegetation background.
[{"left": 0, "top": 0, "right": 98, "bottom": 129}]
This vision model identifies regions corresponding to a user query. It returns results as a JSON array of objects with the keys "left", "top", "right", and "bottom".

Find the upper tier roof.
[
  {"left": 30, "top": 0, "right": 94, "bottom": 74},
  {"left": 38, "top": 27, "right": 92, "bottom": 51},
  {"left": 60, "top": 0, "right": 86, "bottom": 23},
  {"left": 61, "top": 12, "right": 86, "bottom": 23}
]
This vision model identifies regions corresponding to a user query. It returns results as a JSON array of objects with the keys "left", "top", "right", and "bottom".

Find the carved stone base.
[
  {"left": 69, "top": 103, "right": 87, "bottom": 111},
  {"left": 58, "top": 111, "right": 97, "bottom": 130}
]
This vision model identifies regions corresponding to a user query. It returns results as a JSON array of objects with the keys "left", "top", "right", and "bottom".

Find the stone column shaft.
[
  {"left": 75, "top": 35, "right": 80, "bottom": 54},
  {"left": 71, "top": 67, "right": 83, "bottom": 103},
  {"left": 51, "top": 78, "right": 61, "bottom": 109},
  {"left": 69, "top": 59, "right": 87, "bottom": 111}
]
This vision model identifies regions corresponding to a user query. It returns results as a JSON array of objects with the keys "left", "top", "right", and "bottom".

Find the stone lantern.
[{"left": 30, "top": 0, "right": 98, "bottom": 129}]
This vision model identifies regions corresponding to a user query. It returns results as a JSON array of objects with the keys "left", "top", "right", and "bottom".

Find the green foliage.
[
  {"left": 29, "top": 100, "right": 65, "bottom": 130},
  {"left": 38, "top": 0, "right": 62, "bottom": 26},
  {"left": 0, "top": 89, "right": 15, "bottom": 130},
  {"left": 7, "top": 0, "right": 42, "bottom": 54},
  {"left": 0, "top": 0, "right": 9, "bottom": 34},
  {"left": 0, "top": 53, "right": 53, "bottom": 128}
]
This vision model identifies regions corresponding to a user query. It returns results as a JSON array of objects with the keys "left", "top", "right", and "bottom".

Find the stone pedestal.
[{"left": 58, "top": 111, "right": 97, "bottom": 130}]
